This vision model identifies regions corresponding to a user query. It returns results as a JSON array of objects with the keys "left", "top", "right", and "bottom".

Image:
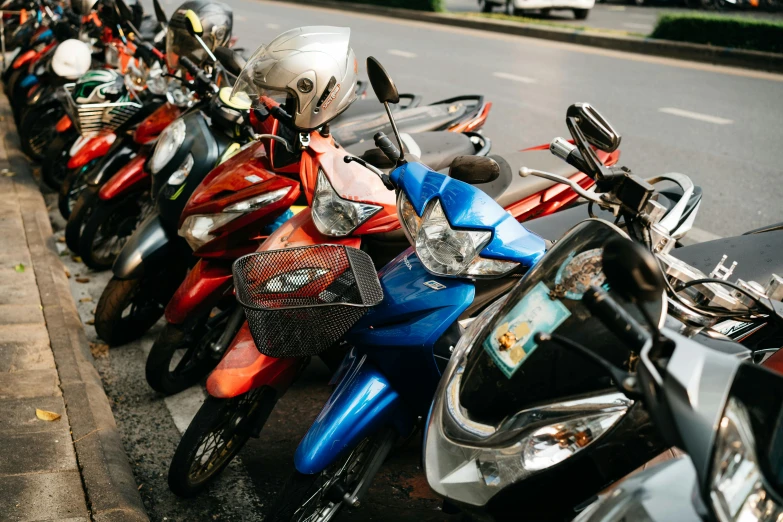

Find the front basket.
[{"left": 233, "top": 245, "right": 383, "bottom": 358}]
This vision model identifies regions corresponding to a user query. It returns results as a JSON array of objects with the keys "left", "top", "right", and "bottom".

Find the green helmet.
[{"left": 71, "top": 69, "right": 128, "bottom": 104}]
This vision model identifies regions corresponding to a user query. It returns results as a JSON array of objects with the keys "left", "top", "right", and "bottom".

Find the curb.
[
  {"left": 267, "top": 0, "right": 783, "bottom": 74},
  {"left": 0, "top": 101, "right": 149, "bottom": 521}
]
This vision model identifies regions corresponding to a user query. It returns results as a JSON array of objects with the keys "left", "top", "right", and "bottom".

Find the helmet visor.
[
  {"left": 165, "top": 27, "right": 205, "bottom": 70},
  {"left": 230, "top": 63, "right": 293, "bottom": 112}
]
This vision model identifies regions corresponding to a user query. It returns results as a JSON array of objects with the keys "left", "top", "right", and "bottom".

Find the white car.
[{"left": 479, "top": 0, "right": 595, "bottom": 19}]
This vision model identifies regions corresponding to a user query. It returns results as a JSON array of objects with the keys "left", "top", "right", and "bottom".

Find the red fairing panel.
[
  {"left": 67, "top": 134, "right": 116, "bottom": 169},
  {"left": 133, "top": 103, "right": 181, "bottom": 144},
  {"left": 164, "top": 259, "right": 234, "bottom": 325},
  {"left": 97, "top": 153, "right": 149, "bottom": 200}
]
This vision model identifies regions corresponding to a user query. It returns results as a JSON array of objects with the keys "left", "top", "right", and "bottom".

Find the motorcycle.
[{"left": 422, "top": 104, "right": 783, "bottom": 519}]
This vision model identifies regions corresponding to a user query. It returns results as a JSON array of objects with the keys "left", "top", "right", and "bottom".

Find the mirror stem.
[
  {"left": 383, "top": 101, "right": 405, "bottom": 162},
  {"left": 196, "top": 35, "right": 217, "bottom": 63}
]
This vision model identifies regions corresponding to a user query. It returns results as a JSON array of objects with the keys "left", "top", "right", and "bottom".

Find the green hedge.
[
  {"left": 650, "top": 13, "right": 783, "bottom": 54},
  {"left": 333, "top": 0, "right": 443, "bottom": 11}
]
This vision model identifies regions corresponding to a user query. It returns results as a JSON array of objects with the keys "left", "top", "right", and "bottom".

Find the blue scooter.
[{"left": 266, "top": 57, "right": 548, "bottom": 522}]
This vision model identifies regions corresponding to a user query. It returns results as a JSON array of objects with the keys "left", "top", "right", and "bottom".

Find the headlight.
[
  {"left": 166, "top": 154, "right": 194, "bottom": 186},
  {"left": 259, "top": 268, "right": 329, "bottom": 294},
  {"left": 149, "top": 118, "right": 186, "bottom": 174},
  {"left": 398, "top": 192, "right": 518, "bottom": 278},
  {"left": 178, "top": 187, "right": 291, "bottom": 250},
  {"left": 710, "top": 397, "right": 783, "bottom": 522},
  {"left": 311, "top": 169, "right": 381, "bottom": 237}
]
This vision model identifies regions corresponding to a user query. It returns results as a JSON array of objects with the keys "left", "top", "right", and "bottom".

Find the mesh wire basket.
[
  {"left": 233, "top": 245, "right": 384, "bottom": 358},
  {"left": 62, "top": 83, "right": 143, "bottom": 138}
]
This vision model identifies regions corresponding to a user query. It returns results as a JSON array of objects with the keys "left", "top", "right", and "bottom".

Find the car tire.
[{"left": 573, "top": 8, "right": 590, "bottom": 18}]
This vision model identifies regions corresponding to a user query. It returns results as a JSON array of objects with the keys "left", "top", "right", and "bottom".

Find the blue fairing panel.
[
  {"left": 391, "top": 162, "right": 545, "bottom": 267},
  {"left": 294, "top": 353, "right": 412, "bottom": 475}
]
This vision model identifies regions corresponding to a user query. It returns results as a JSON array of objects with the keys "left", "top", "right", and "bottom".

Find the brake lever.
[
  {"left": 519, "top": 167, "right": 621, "bottom": 216},
  {"left": 343, "top": 156, "right": 394, "bottom": 191},
  {"left": 252, "top": 133, "right": 293, "bottom": 154}
]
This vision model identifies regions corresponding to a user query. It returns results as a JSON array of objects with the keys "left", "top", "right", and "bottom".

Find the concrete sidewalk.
[{"left": 0, "top": 94, "right": 148, "bottom": 521}]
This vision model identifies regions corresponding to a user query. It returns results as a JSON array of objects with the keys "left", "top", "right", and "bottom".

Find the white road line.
[
  {"left": 165, "top": 386, "right": 207, "bottom": 434},
  {"left": 492, "top": 71, "right": 537, "bottom": 84},
  {"left": 388, "top": 49, "right": 417, "bottom": 58},
  {"left": 659, "top": 107, "right": 733, "bottom": 125},
  {"left": 623, "top": 22, "right": 653, "bottom": 31},
  {"left": 266, "top": 23, "right": 280, "bottom": 29},
  {"left": 607, "top": 5, "right": 626, "bottom": 10}
]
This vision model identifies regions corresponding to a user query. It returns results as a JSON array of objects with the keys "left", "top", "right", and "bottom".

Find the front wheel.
[
  {"left": 146, "top": 305, "right": 240, "bottom": 395},
  {"left": 18, "top": 103, "right": 65, "bottom": 161},
  {"left": 269, "top": 427, "right": 397, "bottom": 522},
  {"left": 168, "top": 388, "right": 275, "bottom": 497},
  {"left": 78, "top": 191, "right": 153, "bottom": 271},
  {"left": 64, "top": 186, "right": 98, "bottom": 256},
  {"left": 59, "top": 160, "right": 96, "bottom": 219},
  {"left": 94, "top": 272, "right": 179, "bottom": 346}
]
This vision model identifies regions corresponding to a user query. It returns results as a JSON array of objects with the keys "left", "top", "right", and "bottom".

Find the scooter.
[
  {"left": 162, "top": 57, "right": 616, "bottom": 499},
  {"left": 422, "top": 105, "right": 783, "bottom": 520}
]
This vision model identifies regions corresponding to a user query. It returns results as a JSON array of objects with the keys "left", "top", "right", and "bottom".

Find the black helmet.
[{"left": 166, "top": 0, "right": 233, "bottom": 70}]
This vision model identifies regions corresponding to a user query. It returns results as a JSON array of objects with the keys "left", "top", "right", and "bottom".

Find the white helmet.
[
  {"left": 52, "top": 39, "right": 93, "bottom": 80},
  {"left": 231, "top": 26, "right": 358, "bottom": 131}
]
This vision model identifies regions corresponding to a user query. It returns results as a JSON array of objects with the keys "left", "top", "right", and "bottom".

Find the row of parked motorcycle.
[{"left": 4, "top": 0, "right": 783, "bottom": 519}]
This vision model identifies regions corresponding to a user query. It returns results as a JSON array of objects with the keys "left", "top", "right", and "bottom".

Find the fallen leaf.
[
  {"left": 137, "top": 483, "right": 143, "bottom": 490},
  {"left": 13, "top": 263, "right": 24, "bottom": 273},
  {"left": 57, "top": 237, "right": 65, "bottom": 243},
  {"left": 71, "top": 255, "right": 82, "bottom": 263},
  {"left": 2, "top": 169, "right": 15, "bottom": 177},
  {"left": 85, "top": 319, "right": 94, "bottom": 325},
  {"left": 64, "top": 268, "right": 71, "bottom": 278},
  {"left": 76, "top": 277, "right": 90, "bottom": 283},
  {"left": 59, "top": 250, "right": 69, "bottom": 257},
  {"left": 79, "top": 297, "right": 92, "bottom": 303},
  {"left": 35, "top": 409, "right": 61, "bottom": 422},
  {"left": 89, "top": 342, "right": 109, "bottom": 359}
]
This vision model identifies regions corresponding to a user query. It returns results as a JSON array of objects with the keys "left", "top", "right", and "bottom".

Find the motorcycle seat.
[
  {"left": 345, "top": 131, "right": 477, "bottom": 173},
  {"left": 471, "top": 149, "right": 577, "bottom": 208}
]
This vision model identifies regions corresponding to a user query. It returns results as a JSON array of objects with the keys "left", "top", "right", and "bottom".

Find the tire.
[
  {"left": 5, "top": 68, "right": 22, "bottom": 96},
  {"left": 540, "top": 7, "right": 551, "bottom": 16},
  {"left": 43, "top": 133, "right": 78, "bottom": 192},
  {"left": 269, "top": 427, "right": 397, "bottom": 522},
  {"left": 18, "top": 102, "right": 66, "bottom": 161},
  {"left": 59, "top": 159, "right": 96, "bottom": 219},
  {"left": 64, "top": 186, "right": 98, "bottom": 256},
  {"left": 145, "top": 305, "right": 239, "bottom": 395},
  {"left": 573, "top": 8, "right": 590, "bottom": 18},
  {"left": 94, "top": 273, "right": 177, "bottom": 346},
  {"left": 78, "top": 191, "right": 153, "bottom": 271},
  {"left": 168, "top": 388, "right": 275, "bottom": 497}
]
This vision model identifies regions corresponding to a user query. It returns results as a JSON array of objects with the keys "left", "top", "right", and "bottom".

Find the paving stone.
[
  {"left": 0, "top": 304, "right": 45, "bottom": 325},
  {"left": 0, "top": 429, "right": 77, "bottom": 475},
  {"left": 0, "top": 396, "right": 68, "bottom": 434},
  {"left": 0, "top": 338, "right": 54, "bottom": 372},
  {"left": 0, "top": 370, "right": 60, "bottom": 400},
  {"left": 0, "top": 471, "right": 88, "bottom": 522}
]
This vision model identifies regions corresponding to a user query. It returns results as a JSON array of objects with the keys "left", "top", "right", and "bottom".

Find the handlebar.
[
  {"left": 134, "top": 40, "right": 162, "bottom": 67},
  {"left": 583, "top": 287, "right": 649, "bottom": 351},
  {"left": 343, "top": 155, "right": 395, "bottom": 190},
  {"left": 179, "top": 56, "right": 219, "bottom": 95},
  {"left": 550, "top": 138, "right": 592, "bottom": 177},
  {"left": 374, "top": 132, "right": 400, "bottom": 164}
]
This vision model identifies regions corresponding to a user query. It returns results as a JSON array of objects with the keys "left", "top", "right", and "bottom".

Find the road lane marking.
[
  {"left": 607, "top": 5, "right": 626, "bottom": 10},
  {"left": 493, "top": 72, "right": 537, "bottom": 84},
  {"left": 266, "top": 22, "right": 280, "bottom": 29},
  {"left": 623, "top": 22, "right": 653, "bottom": 31},
  {"left": 659, "top": 107, "right": 733, "bottom": 125},
  {"left": 388, "top": 49, "right": 417, "bottom": 58},
  {"left": 165, "top": 386, "right": 207, "bottom": 434}
]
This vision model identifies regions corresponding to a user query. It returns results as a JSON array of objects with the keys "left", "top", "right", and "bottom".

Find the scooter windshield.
[{"left": 457, "top": 219, "right": 665, "bottom": 427}]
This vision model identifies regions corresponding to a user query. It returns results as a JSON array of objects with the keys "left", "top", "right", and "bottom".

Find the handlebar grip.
[
  {"left": 134, "top": 41, "right": 157, "bottom": 66},
  {"left": 374, "top": 132, "right": 400, "bottom": 163},
  {"left": 583, "top": 287, "right": 648, "bottom": 351},
  {"left": 178, "top": 56, "right": 200, "bottom": 76},
  {"left": 270, "top": 105, "right": 293, "bottom": 126},
  {"left": 550, "top": 137, "right": 592, "bottom": 177},
  {"left": 179, "top": 56, "right": 216, "bottom": 94}
]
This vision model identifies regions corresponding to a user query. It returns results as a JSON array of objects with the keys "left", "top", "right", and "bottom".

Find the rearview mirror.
[
  {"left": 602, "top": 238, "right": 664, "bottom": 303},
  {"left": 566, "top": 103, "right": 621, "bottom": 153},
  {"left": 449, "top": 156, "right": 500, "bottom": 184},
  {"left": 366, "top": 56, "right": 399, "bottom": 105},
  {"left": 152, "top": 0, "right": 168, "bottom": 24}
]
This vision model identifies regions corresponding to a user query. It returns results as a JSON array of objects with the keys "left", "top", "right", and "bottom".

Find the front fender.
[
  {"left": 112, "top": 212, "right": 174, "bottom": 279},
  {"left": 86, "top": 137, "right": 137, "bottom": 186},
  {"left": 98, "top": 153, "right": 149, "bottom": 201},
  {"left": 294, "top": 353, "right": 412, "bottom": 475},
  {"left": 164, "top": 258, "right": 233, "bottom": 324}
]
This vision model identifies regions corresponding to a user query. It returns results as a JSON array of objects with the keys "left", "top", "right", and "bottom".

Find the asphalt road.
[
  {"left": 446, "top": 0, "right": 783, "bottom": 33},
  {"left": 57, "top": 1, "right": 783, "bottom": 520}
]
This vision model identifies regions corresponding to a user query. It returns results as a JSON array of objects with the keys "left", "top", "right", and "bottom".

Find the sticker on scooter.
[
  {"left": 483, "top": 281, "right": 571, "bottom": 378},
  {"left": 424, "top": 280, "right": 446, "bottom": 290}
]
